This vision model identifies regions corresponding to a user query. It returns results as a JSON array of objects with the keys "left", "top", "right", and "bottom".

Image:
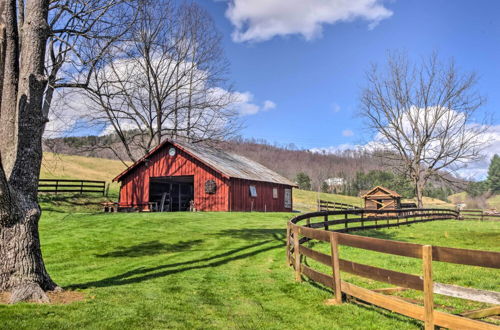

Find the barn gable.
[{"left": 362, "top": 186, "right": 401, "bottom": 211}]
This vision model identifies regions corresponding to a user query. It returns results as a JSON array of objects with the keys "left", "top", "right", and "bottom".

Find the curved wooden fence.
[{"left": 286, "top": 208, "right": 500, "bottom": 330}]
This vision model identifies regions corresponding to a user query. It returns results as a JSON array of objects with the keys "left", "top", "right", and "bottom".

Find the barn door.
[{"left": 149, "top": 176, "right": 194, "bottom": 212}]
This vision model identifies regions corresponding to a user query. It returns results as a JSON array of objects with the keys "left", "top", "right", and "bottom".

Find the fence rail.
[
  {"left": 38, "top": 179, "right": 106, "bottom": 195},
  {"left": 460, "top": 209, "right": 500, "bottom": 221},
  {"left": 317, "top": 199, "right": 360, "bottom": 211},
  {"left": 286, "top": 208, "right": 500, "bottom": 329}
]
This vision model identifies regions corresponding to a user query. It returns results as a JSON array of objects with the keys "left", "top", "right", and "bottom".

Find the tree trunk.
[
  {"left": 415, "top": 179, "right": 425, "bottom": 208},
  {"left": 0, "top": 0, "right": 58, "bottom": 303},
  {"left": 0, "top": 186, "right": 58, "bottom": 303}
]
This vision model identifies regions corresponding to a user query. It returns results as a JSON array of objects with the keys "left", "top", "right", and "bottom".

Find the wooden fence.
[
  {"left": 317, "top": 199, "right": 360, "bottom": 211},
  {"left": 460, "top": 209, "right": 500, "bottom": 221},
  {"left": 38, "top": 179, "right": 106, "bottom": 195},
  {"left": 286, "top": 209, "right": 500, "bottom": 330}
]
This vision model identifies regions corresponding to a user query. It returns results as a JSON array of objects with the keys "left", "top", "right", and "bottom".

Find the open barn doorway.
[{"left": 149, "top": 176, "right": 194, "bottom": 212}]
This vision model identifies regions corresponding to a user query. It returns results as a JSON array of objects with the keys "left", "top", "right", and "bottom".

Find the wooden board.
[
  {"left": 434, "top": 282, "right": 500, "bottom": 305},
  {"left": 337, "top": 233, "right": 423, "bottom": 258},
  {"left": 432, "top": 246, "right": 500, "bottom": 268},
  {"left": 339, "top": 259, "right": 424, "bottom": 291}
]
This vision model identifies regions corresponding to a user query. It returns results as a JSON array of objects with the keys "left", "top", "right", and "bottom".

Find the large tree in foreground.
[
  {"left": 360, "top": 52, "right": 488, "bottom": 207},
  {"left": 0, "top": 0, "right": 132, "bottom": 303}
]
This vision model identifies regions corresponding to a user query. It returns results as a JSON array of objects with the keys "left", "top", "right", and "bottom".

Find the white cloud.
[
  {"left": 263, "top": 100, "right": 277, "bottom": 111},
  {"left": 331, "top": 103, "right": 341, "bottom": 113},
  {"left": 233, "top": 92, "right": 276, "bottom": 116},
  {"left": 456, "top": 125, "right": 500, "bottom": 180},
  {"left": 44, "top": 89, "right": 91, "bottom": 138},
  {"left": 224, "top": 0, "right": 393, "bottom": 42},
  {"left": 310, "top": 124, "right": 500, "bottom": 181},
  {"left": 342, "top": 129, "right": 354, "bottom": 137}
]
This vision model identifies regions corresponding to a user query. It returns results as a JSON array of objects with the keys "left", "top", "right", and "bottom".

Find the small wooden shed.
[
  {"left": 113, "top": 140, "right": 297, "bottom": 212},
  {"left": 361, "top": 186, "right": 401, "bottom": 211}
]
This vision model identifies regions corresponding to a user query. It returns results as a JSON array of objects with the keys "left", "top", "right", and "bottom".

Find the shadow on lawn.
[
  {"left": 69, "top": 231, "right": 284, "bottom": 289},
  {"left": 212, "top": 228, "right": 285, "bottom": 242},
  {"left": 351, "top": 228, "right": 406, "bottom": 241},
  {"left": 95, "top": 240, "right": 204, "bottom": 258}
]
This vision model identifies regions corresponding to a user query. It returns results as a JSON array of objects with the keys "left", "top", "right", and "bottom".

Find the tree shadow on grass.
[
  {"left": 69, "top": 237, "right": 284, "bottom": 290},
  {"left": 348, "top": 228, "right": 406, "bottom": 241},
  {"left": 211, "top": 228, "right": 285, "bottom": 242},
  {"left": 95, "top": 240, "right": 204, "bottom": 258}
]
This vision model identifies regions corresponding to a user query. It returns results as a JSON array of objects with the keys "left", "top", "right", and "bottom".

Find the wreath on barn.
[{"left": 205, "top": 180, "right": 217, "bottom": 194}]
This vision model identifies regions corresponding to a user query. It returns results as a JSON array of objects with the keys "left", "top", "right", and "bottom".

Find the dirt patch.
[{"left": 0, "top": 290, "right": 86, "bottom": 305}]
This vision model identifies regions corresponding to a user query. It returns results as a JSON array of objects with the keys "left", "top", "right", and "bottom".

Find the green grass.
[{"left": 0, "top": 207, "right": 498, "bottom": 329}]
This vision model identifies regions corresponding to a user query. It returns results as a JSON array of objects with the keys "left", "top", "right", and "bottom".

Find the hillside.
[
  {"left": 448, "top": 192, "right": 500, "bottom": 210},
  {"left": 44, "top": 137, "right": 385, "bottom": 190},
  {"left": 39, "top": 152, "right": 454, "bottom": 211}
]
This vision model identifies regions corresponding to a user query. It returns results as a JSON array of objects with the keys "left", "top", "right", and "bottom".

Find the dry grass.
[
  {"left": 292, "top": 189, "right": 362, "bottom": 212},
  {"left": 41, "top": 152, "right": 130, "bottom": 196},
  {"left": 0, "top": 291, "right": 86, "bottom": 305},
  {"left": 449, "top": 192, "right": 500, "bottom": 210}
]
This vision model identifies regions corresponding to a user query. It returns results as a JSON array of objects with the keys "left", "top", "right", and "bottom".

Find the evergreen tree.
[
  {"left": 321, "top": 181, "right": 330, "bottom": 193},
  {"left": 487, "top": 154, "right": 500, "bottom": 193},
  {"left": 295, "top": 172, "right": 312, "bottom": 190}
]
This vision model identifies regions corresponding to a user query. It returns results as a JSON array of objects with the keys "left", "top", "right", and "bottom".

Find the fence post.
[
  {"left": 326, "top": 231, "right": 342, "bottom": 305},
  {"left": 286, "top": 223, "right": 291, "bottom": 266},
  {"left": 55, "top": 180, "right": 58, "bottom": 194},
  {"left": 293, "top": 226, "right": 301, "bottom": 282},
  {"left": 422, "top": 245, "right": 434, "bottom": 330},
  {"left": 324, "top": 214, "right": 329, "bottom": 231},
  {"left": 344, "top": 213, "right": 348, "bottom": 231},
  {"left": 80, "top": 181, "right": 84, "bottom": 194}
]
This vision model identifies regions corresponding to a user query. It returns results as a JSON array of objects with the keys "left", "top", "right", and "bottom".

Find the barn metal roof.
[{"left": 113, "top": 140, "right": 297, "bottom": 187}]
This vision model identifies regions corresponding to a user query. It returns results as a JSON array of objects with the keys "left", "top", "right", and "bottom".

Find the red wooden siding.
[
  {"left": 119, "top": 142, "right": 229, "bottom": 211},
  {"left": 229, "top": 178, "right": 292, "bottom": 212}
]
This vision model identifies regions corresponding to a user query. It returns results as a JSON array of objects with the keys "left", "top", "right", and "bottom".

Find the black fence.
[
  {"left": 317, "top": 199, "right": 360, "bottom": 211},
  {"left": 38, "top": 179, "right": 106, "bottom": 195}
]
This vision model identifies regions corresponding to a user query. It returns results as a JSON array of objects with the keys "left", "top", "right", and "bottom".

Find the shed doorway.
[{"left": 149, "top": 176, "right": 194, "bottom": 212}]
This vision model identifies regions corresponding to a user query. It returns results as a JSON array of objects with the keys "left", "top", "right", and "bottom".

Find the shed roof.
[
  {"left": 361, "top": 186, "right": 401, "bottom": 198},
  {"left": 113, "top": 140, "right": 297, "bottom": 187}
]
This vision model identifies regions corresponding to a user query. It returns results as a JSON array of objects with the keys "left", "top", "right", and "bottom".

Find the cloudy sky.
[
  {"left": 193, "top": 0, "right": 499, "bottom": 179},
  {"left": 50, "top": 0, "right": 499, "bottom": 180}
]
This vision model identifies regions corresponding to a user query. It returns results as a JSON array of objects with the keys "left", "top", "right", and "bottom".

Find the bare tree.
[
  {"left": 360, "top": 52, "right": 487, "bottom": 207},
  {"left": 0, "top": 0, "right": 134, "bottom": 303},
  {"left": 79, "top": 1, "right": 239, "bottom": 163}
]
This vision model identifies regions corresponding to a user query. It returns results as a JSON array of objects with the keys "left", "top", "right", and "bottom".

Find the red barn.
[{"left": 113, "top": 140, "right": 297, "bottom": 212}]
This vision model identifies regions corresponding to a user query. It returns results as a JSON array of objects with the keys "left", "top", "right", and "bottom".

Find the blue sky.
[
  {"left": 196, "top": 0, "right": 499, "bottom": 156},
  {"left": 50, "top": 0, "right": 499, "bottom": 179}
]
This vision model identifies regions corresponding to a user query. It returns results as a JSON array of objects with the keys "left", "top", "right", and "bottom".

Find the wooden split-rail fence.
[
  {"left": 317, "top": 199, "right": 360, "bottom": 211},
  {"left": 38, "top": 179, "right": 107, "bottom": 195},
  {"left": 286, "top": 208, "right": 500, "bottom": 329},
  {"left": 460, "top": 209, "right": 500, "bottom": 221}
]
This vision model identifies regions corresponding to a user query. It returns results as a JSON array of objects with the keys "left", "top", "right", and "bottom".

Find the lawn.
[{"left": 0, "top": 204, "right": 498, "bottom": 329}]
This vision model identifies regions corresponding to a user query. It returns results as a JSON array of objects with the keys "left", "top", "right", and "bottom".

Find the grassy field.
[
  {"left": 0, "top": 202, "right": 498, "bottom": 329},
  {"left": 449, "top": 191, "right": 500, "bottom": 210}
]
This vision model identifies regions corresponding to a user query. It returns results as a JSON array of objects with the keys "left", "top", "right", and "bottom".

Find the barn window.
[
  {"left": 249, "top": 185, "right": 257, "bottom": 197},
  {"left": 284, "top": 189, "right": 292, "bottom": 208},
  {"left": 272, "top": 188, "right": 278, "bottom": 199},
  {"left": 205, "top": 180, "right": 217, "bottom": 194}
]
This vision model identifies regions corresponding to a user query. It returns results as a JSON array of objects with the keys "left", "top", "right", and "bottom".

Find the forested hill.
[{"left": 43, "top": 136, "right": 384, "bottom": 189}]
